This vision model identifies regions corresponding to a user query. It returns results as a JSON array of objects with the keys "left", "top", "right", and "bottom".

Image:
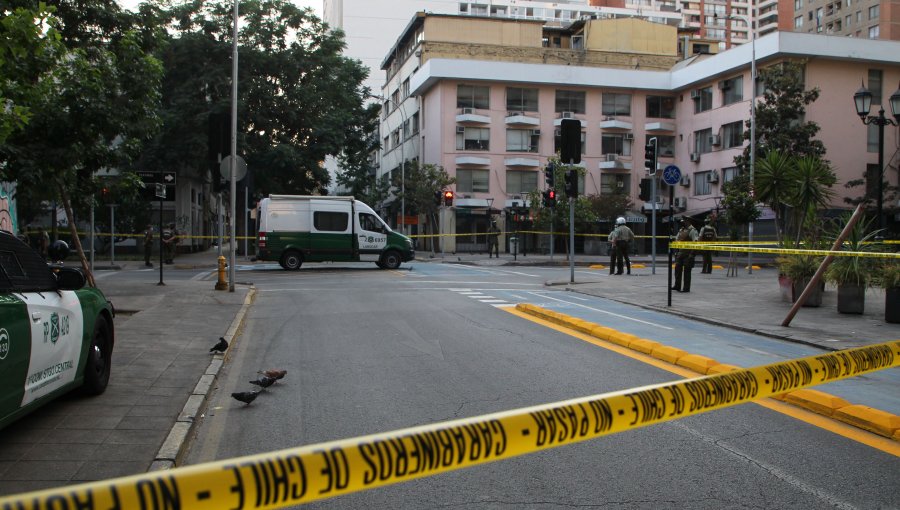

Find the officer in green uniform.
[
  {"left": 672, "top": 218, "right": 698, "bottom": 292},
  {"left": 611, "top": 216, "right": 634, "bottom": 275},
  {"left": 698, "top": 217, "right": 718, "bottom": 274}
]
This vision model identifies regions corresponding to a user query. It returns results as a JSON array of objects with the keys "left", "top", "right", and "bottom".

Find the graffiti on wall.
[{"left": 0, "top": 183, "right": 18, "bottom": 234}]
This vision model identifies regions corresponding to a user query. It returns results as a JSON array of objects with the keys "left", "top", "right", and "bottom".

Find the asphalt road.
[{"left": 183, "top": 261, "right": 899, "bottom": 509}]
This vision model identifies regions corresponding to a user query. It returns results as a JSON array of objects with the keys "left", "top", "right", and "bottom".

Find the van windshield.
[{"left": 359, "top": 212, "right": 390, "bottom": 234}]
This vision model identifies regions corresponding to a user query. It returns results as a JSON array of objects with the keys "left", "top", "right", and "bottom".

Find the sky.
[{"left": 119, "top": 0, "right": 323, "bottom": 16}]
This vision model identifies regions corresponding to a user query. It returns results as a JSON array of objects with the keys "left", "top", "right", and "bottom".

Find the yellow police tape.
[
  {"left": 671, "top": 241, "right": 900, "bottom": 259},
  {"left": 0, "top": 341, "right": 896, "bottom": 509}
]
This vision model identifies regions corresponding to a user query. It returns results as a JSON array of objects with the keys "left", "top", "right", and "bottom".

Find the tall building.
[
  {"left": 378, "top": 12, "right": 900, "bottom": 252},
  {"left": 789, "top": 0, "right": 900, "bottom": 40}
]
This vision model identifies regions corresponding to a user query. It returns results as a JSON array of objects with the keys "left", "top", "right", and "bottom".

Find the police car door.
[{"left": 356, "top": 212, "right": 388, "bottom": 262}]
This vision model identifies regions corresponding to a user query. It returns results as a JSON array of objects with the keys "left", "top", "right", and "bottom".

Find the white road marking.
[
  {"left": 526, "top": 291, "right": 674, "bottom": 330},
  {"left": 492, "top": 303, "right": 515, "bottom": 308},
  {"left": 477, "top": 299, "right": 508, "bottom": 304}
]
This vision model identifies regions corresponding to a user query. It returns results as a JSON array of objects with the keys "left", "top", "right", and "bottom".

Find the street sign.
[
  {"left": 155, "top": 183, "right": 166, "bottom": 199},
  {"left": 220, "top": 155, "right": 247, "bottom": 182},
  {"left": 662, "top": 165, "right": 682, "bottom": 186},
  {"left": 162, "top": 171, "right": 176, "bottom": 185}
]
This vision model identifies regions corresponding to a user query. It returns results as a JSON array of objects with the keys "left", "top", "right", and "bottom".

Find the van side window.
[
  {"left": 313, "top": 211, "right": 349, "bottom": 232},
  {"left": 359, "top": 213, "right": 384, "bottom": 233}
]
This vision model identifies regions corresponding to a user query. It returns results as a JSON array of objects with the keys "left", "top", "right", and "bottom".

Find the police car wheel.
[
  {"left": 380, "top": 250, "right": 401, "bottom": 270},
  {"left": 82, "top": 315, "right": 112, "bottom": 395},
  {"left": 281, "top": 250, "right": 303, "bottom": 271}
]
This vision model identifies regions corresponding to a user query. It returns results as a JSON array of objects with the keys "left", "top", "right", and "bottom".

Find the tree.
[
  {"left": 394, "top": 161, "right": 454, "bottom": 252},
  {"left": 720, "top": 174, "right": 760, "bottom": 241},
  {"left": 525, "top": 157, "right": 599, "bottom": 257},
  {"left": 789, "top": 155, "right": 836, "bottom": 245},
  {"left": 140, "top": 0, "right": 376, "bottom": 197},
  {"left": 0, "top": 0, "right": 164, "bottom": 284},
  {"left": 754, "top": 150, "right": 795, "bottom": 244}
]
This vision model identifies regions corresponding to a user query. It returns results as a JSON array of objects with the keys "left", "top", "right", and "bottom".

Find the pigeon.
[
  {"left": 231, "top": 390, "right": 260, "bottom": 405},
  {"left": 249, "top": 376, "right": 276, "bottom": 389},
  {"left": 210, "top": 337, "right": 228, "bottom": 353},
  {"left": 258, "top": 369, "right": 287, "bottom": 380}
]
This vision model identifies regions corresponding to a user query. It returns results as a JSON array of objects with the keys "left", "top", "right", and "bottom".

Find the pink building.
[{"left": 379, "top": 14, "right": 900, "bottom": 252}]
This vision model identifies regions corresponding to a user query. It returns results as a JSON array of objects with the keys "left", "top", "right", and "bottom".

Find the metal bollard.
[{"left": 215, "top": 255, "right": 228, "bottom": 290}]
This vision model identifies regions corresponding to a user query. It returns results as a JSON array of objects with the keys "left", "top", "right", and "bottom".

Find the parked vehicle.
[
  {"left": 0, "top": 231, "right": 115, "bottom": 430},
  {"left": 256, "top": 195, "right": 414, "bottom": 270}
]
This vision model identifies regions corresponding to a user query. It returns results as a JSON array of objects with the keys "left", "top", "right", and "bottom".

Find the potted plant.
[
  {"left": 875, "top": 260, "right": 900, "bottom": 323},
  {"left": 777, "top": 253, "right": 823, "bottom": 307},
  {"left": 823, "top": 216, "right": 880, "bottom": 314}
]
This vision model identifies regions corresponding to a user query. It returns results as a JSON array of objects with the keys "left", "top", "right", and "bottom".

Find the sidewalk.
[{"left": 0, "top": 248, "right": 251, "bottom": 496}]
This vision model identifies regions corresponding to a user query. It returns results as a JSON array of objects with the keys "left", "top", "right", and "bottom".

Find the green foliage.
[
  {"left": 875, "top": 260, "right": 900, "bottom": 289},
  {"left": 720, "top": 173, "right": 759, "bottom": 240},
  {"left": 526, "top": 157, "right": 598, "bottom": 236},
  {"left": 823, "top": 215, "right": 881, "bottom": 288},
  {"left": 139, "top": 0, "right": 377, "bottom": 198},
  {"left": 395, "top": 161, "right": 455, "bottom": 218}
]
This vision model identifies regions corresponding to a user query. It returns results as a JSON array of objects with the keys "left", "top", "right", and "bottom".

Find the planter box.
[
  {"left": 887, "top": 287, "right": 900, "bottom": 323},
  {"left": 791, "top": 278, "right": 822, "bottom": 307},
  {"left": 837, "top": 283, "right": 865, "bottom": 314}
]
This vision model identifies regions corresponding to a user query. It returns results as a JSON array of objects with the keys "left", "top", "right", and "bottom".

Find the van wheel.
[
  {"left": 281, "top": 250, "right": 303, "bottom": 270},
  {"left": 82, "top": 315, "right": 112, "bottom": 396},
  {"left": 380, "top": 250, "right": 402, "bottom": 270}
]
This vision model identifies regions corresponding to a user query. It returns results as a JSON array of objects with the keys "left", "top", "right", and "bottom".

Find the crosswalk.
[{"left": 449, "top": 288, "right": 517, "bottom": 308}]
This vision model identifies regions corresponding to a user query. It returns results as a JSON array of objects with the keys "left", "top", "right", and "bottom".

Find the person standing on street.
[
  {"left": 162, "top": 223, "right": 177, "bottom": 264},
  {"left": 672, "top": 218, "right": 698, "bottom": 292},
  {"left": 612, "top": 216, "right": 634, "bottom": 275},
  {"left": 143, "top": 224, "right": 154, "bottom": 267},
  {"left": 487, "top": 220, "right": 500, "bottom": 258},
  {"left": 607, "top": 224, "right": 617, "bottom": 275},
  {"left": 698, "top": 217, "right": 718, "bottom": 274},
  {"left": 37, "top": 226, "right": 49, "bottom": 260}
]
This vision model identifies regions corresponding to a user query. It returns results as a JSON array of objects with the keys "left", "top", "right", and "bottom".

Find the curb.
[
  {"left": 148, "top": 285, "right": 257, "bottom": 471},
  {"left": 515, "top": 303, "right": 900, "bottom": 442}
]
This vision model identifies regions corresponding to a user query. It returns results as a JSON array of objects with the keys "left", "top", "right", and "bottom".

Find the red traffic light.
[
  {"left": 443, "top": 190, "right": 454, "bottom": 206},
  {"left": 548, "top": 190, "right": 555, "bottom": 200}
]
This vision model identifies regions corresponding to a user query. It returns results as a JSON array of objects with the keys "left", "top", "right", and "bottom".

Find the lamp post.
[
  {"left": 724, "top": 11, "right": 756, "bottom": 274},
  {"left": 853, "top": 82, "right": 900, "bottom": 233}
]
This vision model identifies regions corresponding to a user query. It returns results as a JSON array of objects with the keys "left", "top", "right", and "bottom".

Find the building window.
[
  {"left": 391, "top": 129, "right": 400, "bottom": 148},
  {"left": 456, "top": 169, "right": 489, "bottom": 193},
  {"left": 794, "top": 16, "right": 803, "bottom": 28},
  {"left": 693, "top": 86, "right": 713, "bottom": 113},
  {"left": 694, "top": 128, "right": 713, "bottom": 154},
  {"left": 600, "top": 174, "right": 630, "bottom": 195},
  {"left": 554, "top": 129, "right": 586, "bottom": 154},
  {"left": 846, "top": 14, "right": 852, "bottom": 26},
  {"left": 721, "top": 76, "right": 743, "bottom": 105},
  {"left": 555, "top": 89, "right": 586, "bottom": 114},
  {"left": 602, "top": 93, "right": 632, "bottom": 116},
  {"left": 646, "top": 95, "right": 676, "bottom": 118},
  {"left": 856, "top": 11, "right": 862, "bottom": 23},
  {"left": 868, "top": 69, "right": 883, "bottom": 104},
  {"left": 411, "top": 112, "right": 419, "bottom": 134},
  {"left": 867, "top": 123, "right": 879, "bottom": 152},
  {"left": 456, "top": 127, "right": 490, "bottom": 151},
  {"left": 722, "top": 121, "right": 744, "bottom": 149},
  {"left": 601, "top": 134, "right": 631, "bottom": 156},
  {"left": 694, "top": 171, "right": 712, "bottom": 195},
  {"left": 869, "top": 4, "right": 879, "bottom": 19},
  {"left": 655, "top": 135, "right": 676, "bottom": 157},
  {"left": 506, "top": 170, "right": 538, "bottom": 195},
  {"left": 506, "top": 87, "right": 539, "bottom": 112},
  {"left": 457, "top": 84, "right": 490, "bottom": 109},
  {"left": 723, "top": 166, "right": 741, "bottom": 184},
  {"left": 506, "top": 129, "right": 539, "bottom": 152},
  {"left": 868, "top": 25, "right": 879, "bottom": 38},
  {"left": 402, "top": 79, "right": 410, "bottom": 99},
  {"left": 794, "top": 0, "right": 802, "bottom": 9}
]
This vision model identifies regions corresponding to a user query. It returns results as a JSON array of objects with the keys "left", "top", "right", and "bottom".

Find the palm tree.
[
  {"left": 753, "top": 150, "right": 795, "bottom": 245},
  {"left": 790, "top": 156, "right": 836, "bottom": 245}
]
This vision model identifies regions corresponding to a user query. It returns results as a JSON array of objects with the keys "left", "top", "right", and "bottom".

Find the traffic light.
[
  {"left": 100, "top": 187, "right": 111, "bottom": 204},
  {"left": 644, "top": 138, "right": 658, "bottom": 175},
  {"left": 544, "top": 163, "right": 555, "bottom": 188},
  {"left": 564, "top": 169, "right": 578, "bottom": 198},
  {"left": 543, "top": 189, "right": 557, "bottom": 208},
  {"left": 560, "top": 119, "right": 582, "bottom": 164},
  {"left": 443, "top": 190, "right": 454, "bottom": 207},
  {"left": 639, "top": 178, "right": 652, "bottom": 202}
]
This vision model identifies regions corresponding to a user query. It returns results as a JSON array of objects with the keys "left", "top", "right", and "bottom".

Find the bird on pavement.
[
  {"left": 209, "top": 337, "right": 228, "bottom": 353},
  {"left": 231, "top": 390, "right": 261, "bottom": 405},
  {"left": 249, "top": 376, "right": 276, "bottom": 389},
  {"left": 258, "top": 369, "right": 287, "bottom": 380}
]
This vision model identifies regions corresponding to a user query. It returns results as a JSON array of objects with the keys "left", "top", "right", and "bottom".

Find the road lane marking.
[{"left": 527, "top": 292, "right": 674, "bottom": 330}]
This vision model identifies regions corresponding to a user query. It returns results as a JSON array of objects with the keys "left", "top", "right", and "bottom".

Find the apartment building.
[
  {"left": 379, "top": 12, "right": 900, "bottom": 252},
  {"left": 791, "top": 0, "right": 900, "bottom": 40}
]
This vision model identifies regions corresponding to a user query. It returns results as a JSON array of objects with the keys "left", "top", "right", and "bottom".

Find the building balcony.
[
  {"left": 504, "top": 112, "right": 540, "bottom": 127},
  {"left": 645, "top": 121, "right": 676, "bottom": 133},
  {"left": 599, "top": 117, "right": 633, "bottom": 130},
  {"left": 504, "top": 157, "right": 541, "bottom": 168},
  {"left": 598, "top": 154, "right": 632, "bottom": 170},
  {"left": 455, "top": 156, "right": 491, "bottom": 166},
  {"left": 553, "top": 116, "right": 586, "bottom": 127},
  {"left": 455, "top": 108, "right": 491, "bottom": 124}
]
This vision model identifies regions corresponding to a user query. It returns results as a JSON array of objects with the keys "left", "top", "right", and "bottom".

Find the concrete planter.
[
  {"left": 791, "top": 278, "right": 822, "bottom": 307},
  {"left": 836, "top": 283, "right": 865, "bottom": 314}
]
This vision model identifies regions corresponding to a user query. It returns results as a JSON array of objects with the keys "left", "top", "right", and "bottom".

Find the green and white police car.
[{"left": 0, "top": 231, "right": 114, "bottom": 430}]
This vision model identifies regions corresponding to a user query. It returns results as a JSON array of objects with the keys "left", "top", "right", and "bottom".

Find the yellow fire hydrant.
[{"left": 215, "top": 255, "right": 228, "bottom": 290}]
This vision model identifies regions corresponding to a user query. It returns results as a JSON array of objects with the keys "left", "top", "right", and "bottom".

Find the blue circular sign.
[{"left": 662, "top": 165, "right": 682, "bottom": 186}]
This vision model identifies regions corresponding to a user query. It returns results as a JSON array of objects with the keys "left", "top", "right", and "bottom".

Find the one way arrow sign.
[{"left": 162, "top": 171, "right": 176, "bottom": 185}]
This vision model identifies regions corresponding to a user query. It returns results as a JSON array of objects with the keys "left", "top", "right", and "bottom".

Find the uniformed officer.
[
  {"left": 487, "top": 220, "right": 500, "bottom": 258},
  {"left": 698, "top": 217, "right": 718, "bottom": 274},
  {"left": 143, "top": 224, "right": 154, "bottom": 267},
  {"left": 162, "top": 223, "right": 177, "bottom": 264},
  {"left": 672, "top": 218, "right": 699, "bottom": 292},
  {"left": 611, "top": 216, "right": 634, "bottom": 275}
]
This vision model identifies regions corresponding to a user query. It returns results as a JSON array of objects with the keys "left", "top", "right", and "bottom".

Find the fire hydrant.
[{"left": 215, "top": 255, "right": 228, "bottom": 290}]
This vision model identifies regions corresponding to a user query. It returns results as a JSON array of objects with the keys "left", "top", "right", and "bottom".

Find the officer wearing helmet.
[
  {"left": 698, "top": 217, "right": 718, "bottom": 274},
  {"left": 609, "top": 216, "right": 634, "bottom": 275},
  {"left": 672, "top": 218, "right": 699, "bottom": 292}
]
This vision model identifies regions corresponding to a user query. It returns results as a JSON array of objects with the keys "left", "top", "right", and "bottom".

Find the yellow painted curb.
[
  {"left": 651, "top": 345, "right": 688, "bottom": 364},
  {"left": 676, "top": 354, "right": 720, "bottom": 374},
  {"left": 707, "top": 363, "right": 741, "bottom": 374},
  {"left": 784, "top": 389, "right": 852, "bottom": 417},
  {"left": 711, "top": 265, "right": 724, "bottom": 269},
  {"left": 605, "top": 332, "right": 633, "bottom": 347},
  {"left": 588, "top": 264, "right": 607, "bottom": 269},
  {"left": 628, "top": 338, "right": 661, "bottom": 354},
  {"left": 571, "top": 319, "right": 595, "bottom": 334},
  {"left": 589, "top": 326, "right": 616, "bottom": 341},
  {"left": 631, "top": 264, "right": 646, "bottom": 268},
  {"left": 834, "top": 405, "right": 900, "bottom": 438}
]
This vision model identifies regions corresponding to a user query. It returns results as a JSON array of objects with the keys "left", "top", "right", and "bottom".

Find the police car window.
[
  {"left": 359, "top": 213, "right": 383, "bottom": 233},
  {"left": 313, "top": 211, "right": 349, "bottom": 232},
  {"left": 0, "top": 232, "right": 56, "bottom": 292}
]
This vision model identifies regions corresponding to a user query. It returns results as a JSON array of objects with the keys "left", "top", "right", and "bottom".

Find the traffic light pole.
[
  {"left": 645, "top": 137, "right": 658, "bottom": 275},
  {"left": 568, "top": 164, "right": 575, "bottom": 284}
]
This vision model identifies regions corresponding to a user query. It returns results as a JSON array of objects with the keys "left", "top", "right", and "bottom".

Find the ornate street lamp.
[{"left": 853, "top": 82, "right": 900, "bottom": 233}]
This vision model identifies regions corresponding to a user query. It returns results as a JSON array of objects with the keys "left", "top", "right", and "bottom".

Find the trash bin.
[{"left": 510, "top": 236, "right": 518, "bottom": 256}]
